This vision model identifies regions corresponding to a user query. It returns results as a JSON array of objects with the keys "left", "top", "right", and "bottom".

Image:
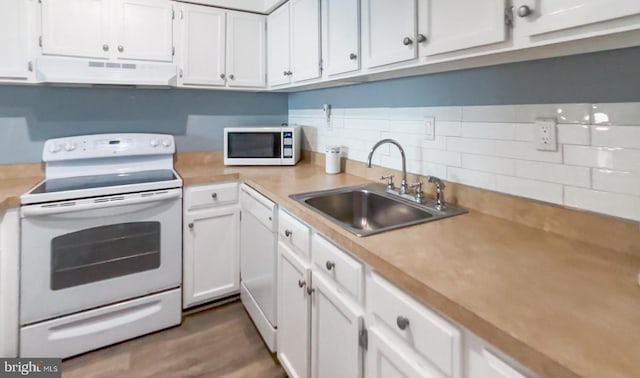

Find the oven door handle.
[{"left": 21, "top": 189, "right": 182, "bottom": 217}]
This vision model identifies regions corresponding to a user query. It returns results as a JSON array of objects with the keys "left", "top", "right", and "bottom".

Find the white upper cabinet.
[
  {"left": 363, "top": 0, "right": 418, "bottom": 69},
  {"left": 267, "top": 3, "right": 291, "bottom": 86},
  {"left": 226, "top": 11, "right": 266, "bottom": 87},
  {"left": 420, "top": 0, "right": 507, "bottom": 57},
  {"left": 177, "top": 4, "right": 226, "bottom": 86},
  {"left": 41, "top": 0, "right": 111, "bottom": 59},
  {"left": 0, "top": 0, "right": 32, "bottom": 80},
  {"left": 114, "top": 0, "right": 174, "bottom": 62},
  {"left": 323, "top": 0, "right": 360, "bottom": 76},
  {"left": 515, "top": 0, "right": 640, "bottom": 37},
  {"left": 290, "top": 0, "right": 321, "bottom": 82},
  {"left": 40, "top": 0, "right": 173, "bottom": 62}
]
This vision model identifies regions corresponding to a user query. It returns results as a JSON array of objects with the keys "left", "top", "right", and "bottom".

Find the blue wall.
[
  {"left": 289, "top": 47, "right": 640, "bottom": 109},
  {"left": 0, "top": 86, "right": 288, "bottom": 163}
]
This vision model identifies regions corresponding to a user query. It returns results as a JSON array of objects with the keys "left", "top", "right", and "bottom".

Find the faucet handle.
[
  {"left": 410, "top": 181, "right": 424, "bottom": 203},
  {"left": 380, "top": 175, "right": 395, "bottom": 190}
]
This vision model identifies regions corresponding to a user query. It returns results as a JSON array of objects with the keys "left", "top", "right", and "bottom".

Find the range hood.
[{"left": 35, "top": 56, "right": 178, "bottom": 86}]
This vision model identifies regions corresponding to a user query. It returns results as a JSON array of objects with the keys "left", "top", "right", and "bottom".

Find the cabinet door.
[
  {"left": 421, "top": 0, "right": 506, "bottom": 56},
  {"left": 277, "top": 242, "right": 311, "bottom": 378},
  {"left": 177, "top": 4, "right": 226, "bottom": 87},
  {"left": 0, "top": 0, "right": 31, "bottom": 79},
  {"left": 323, "top": 0, "right": 360, "bottom": 76},
  {"left": 226, "top": 11, "right": 266, "bottom": 88},
  {"left": 290, "top": 0, "right": 321, "bottom": 82},
  {"left": 183, "top": 206, "right": 240, "bottom": 309},
  {"left": 366, "top": 327, "right": 445, "bottom": 378},
  {"left": 267, "top": 3, "right": 290, "bottom": 87},
  {"left": 41, "top": 0, "right": 111, "bottom": 59},
  {"left": 114, "top": 0, "right": 173, "bottom": 62},
  {"left": 364, "top": 0, "right": 417, "bottom": 68},
  {"left": 516, "top": 0, "right": 640, "bottom": 37},
  {"left": 311, "top": 272, "right": 364, "bottom": 378}
]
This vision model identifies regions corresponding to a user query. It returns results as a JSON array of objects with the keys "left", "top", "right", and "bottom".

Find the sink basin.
[{"left": 290, "top": 184, "right": 466, "bottom": 236}]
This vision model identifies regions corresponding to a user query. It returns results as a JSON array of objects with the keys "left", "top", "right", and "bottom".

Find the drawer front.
[
  {"left": 311, "top": 233, "right": 363, "bottom": 303},
  {"left": 368, "top": 273, "right": 462, "bottom": 378},
  {"left": 278, "top": 210, "right": 310, "bottom": 259},
  {"left": 186, "top": 182, "right": 239, "bottom": 210}
]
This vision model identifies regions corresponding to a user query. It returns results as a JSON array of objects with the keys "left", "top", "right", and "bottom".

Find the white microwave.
[{"left": 224, "top": 126, "right": 301, "bottom": 166}]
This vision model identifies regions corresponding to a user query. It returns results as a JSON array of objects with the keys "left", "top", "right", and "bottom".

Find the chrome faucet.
[
  {"left": 428, "top": 176, "right": 446, "bottom": 210},
  {"left": 367, "top": 139, "right": 408, "bottom": 195}
]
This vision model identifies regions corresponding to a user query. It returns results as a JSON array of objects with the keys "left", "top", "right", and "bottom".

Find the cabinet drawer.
[
  {"left": 185, "top": 182, "right": 239, "bottom": 210},
  {"left": 368, "top": 273, "right": 462, "bottom": 378},
  {"left": 278, "top": 210, "right": 310, "bottom": 259},
  {"left": 311, "top": 233, "right": 363, "bottom": 303}
]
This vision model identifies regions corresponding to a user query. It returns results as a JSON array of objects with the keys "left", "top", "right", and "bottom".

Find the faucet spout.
[{"left": 367, "top": 139, "right": 408, "bottom": 194}]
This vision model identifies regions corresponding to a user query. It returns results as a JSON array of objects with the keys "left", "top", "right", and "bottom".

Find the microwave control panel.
[{"left": 283, "top": 131, "right": 293, "bottom": 158}]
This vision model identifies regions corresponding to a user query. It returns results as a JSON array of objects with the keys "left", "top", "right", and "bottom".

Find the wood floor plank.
[{"left": 61, "top": 300, "right": 285, "bottom": 378}]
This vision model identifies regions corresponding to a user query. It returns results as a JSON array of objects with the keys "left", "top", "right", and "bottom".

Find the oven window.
[
  {"left": 228, "top": 132, "right": 281, "bottom": 158},
  {"left": 50, "top": 222, "right": 161, "bottom": 290}
]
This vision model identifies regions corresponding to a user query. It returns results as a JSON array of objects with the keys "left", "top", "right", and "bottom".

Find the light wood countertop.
[
  {"left": 178, "top": 161, "right": 640, "bottom": 378},
  {"left": 1, "top": 158, "right": 639, "bottom": 378}
]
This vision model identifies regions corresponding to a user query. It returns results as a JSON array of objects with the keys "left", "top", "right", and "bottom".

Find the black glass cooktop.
[{"left": 30, "top": 170, "right": 178, "bottom": 194}]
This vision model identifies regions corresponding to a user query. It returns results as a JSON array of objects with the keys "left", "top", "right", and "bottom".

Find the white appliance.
[
  {"left": 35, "top": 56, "right": 178, "bottom": 86},
  {"left": 239, "top": 184, "right": 278, "bottom": 351},
  {"left": 19, "top": 133, "right": 183, "bottom": 358},
  {"left": 224, "top": 126, "right": 301, "bottom": 166}
]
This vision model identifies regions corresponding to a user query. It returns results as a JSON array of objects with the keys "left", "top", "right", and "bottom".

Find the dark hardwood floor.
[{"left": 62, "top": 300, "right": 286, "bottom": 378}]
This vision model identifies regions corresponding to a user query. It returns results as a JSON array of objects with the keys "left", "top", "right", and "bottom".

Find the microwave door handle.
[{"left": 21, "top": 189, "right": 181, "bottom": 218}]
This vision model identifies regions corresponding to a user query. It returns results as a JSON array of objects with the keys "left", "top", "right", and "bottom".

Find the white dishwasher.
[{"left": 239, "top": 184, "right": 278, "bottom": 352}]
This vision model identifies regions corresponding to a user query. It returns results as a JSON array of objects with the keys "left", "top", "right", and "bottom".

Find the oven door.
[
  {"left": 224, "top": 129, "right": 283, "bottom": 165},
  {"left": 20, "top": 189, "right": 182, "bottom": 325}
]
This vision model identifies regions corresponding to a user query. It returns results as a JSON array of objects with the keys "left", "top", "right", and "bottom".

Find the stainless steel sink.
[{"left": 290, "top": 184, "right": 467, "bottom": 236}]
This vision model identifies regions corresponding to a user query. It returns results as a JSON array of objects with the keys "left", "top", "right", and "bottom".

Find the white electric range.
[{"left": 19, "top": 133, "right": 183, "bottom": 359}]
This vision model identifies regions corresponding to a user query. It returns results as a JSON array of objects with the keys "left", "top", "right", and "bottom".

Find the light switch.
[{"left": 424, "top": 117, "right": 435, "bottom": 141}]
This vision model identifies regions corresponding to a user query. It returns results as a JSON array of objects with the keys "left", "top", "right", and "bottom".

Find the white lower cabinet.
[
  {"left": 183, "top": 183, "right": 240, "bottom": 309},
  {"left": 277, "top": 242, "right": 311, "bottom": 378},
  {"left": 311, "top": 271, "right": 364, "bottom": 378}
]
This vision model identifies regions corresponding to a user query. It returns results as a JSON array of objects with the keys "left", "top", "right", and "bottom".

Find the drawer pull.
[
  {"left": 285, "top": 229, "right": 292, "bottom": 237},
  {"left": 211, "top": 193, "right": 218, "bottom": 199},
  {"left": 298, "top": 279, "right": 306, "bottom": 288},
  {"left": 325, "top": 261, "right": 335, "bottom": 271},
  {"left": 396, "top": 316, "right": 410, "bottom": 330},
  {"left": 188, "top": 222, "right": 194, "bottom": 229}
]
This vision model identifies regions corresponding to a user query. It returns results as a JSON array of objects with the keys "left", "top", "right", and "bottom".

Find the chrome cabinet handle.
[
  {"left": 349, "top": 53, "right": 357, "bottom": 60},
  {"left": 417, "top": 34, "right": 427, "bottom": 43},
  {"left": 118, "top": 45, "right": 124, "bottom": 52},
  {"left": 220, "top": 73, "right": 226, "bottom": 79},
  {"left": 284, "top": 229, "right": 292, "bottom": 237},
  {"left": 402, "top": 37, "right": 413, "bottom": 46},
  {"left": 396, "top": 316, "right": 410, "bottom": 330},
  {"left": 298, "top": 279, "right": 306, "bottom": 288},
  {"left": 211, "top": 193, "right": 218, "bottom": 199},
  {"left": 517, "top": 5, "right": 533, "bottom": 17},
  {"left": 283, "top": 70, "right": 288, "bottom": 76},
  {"left": 188, "top": 222, "right": 194, "bottom": 229},
  {"left": 229, "top": 74, "right": 235, "bottom": 80},
  {"left": 102, "top": 44, "right": 109, "bottom": 51},
  {"left": 306, "top": 286, "right": 315, "bottom": 295},
  {"left": 325, "top": 261, "right": 335, "bottom": 271},
  {"left": 283, "top": 70, "right": 293, "bottom": 76}
]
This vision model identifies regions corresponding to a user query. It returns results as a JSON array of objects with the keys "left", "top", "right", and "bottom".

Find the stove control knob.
[
  {"left": 48, "top": 143, "right": 61, "bottom": 153},
  {"left": 64, "top": 142, "right": 76, "bottom": 152},
  {"left": 149, "top": 139, "right": 159, "bottom": 147},
  {"left": 161, "top": 139, "right": 172, "bottom": 148}
]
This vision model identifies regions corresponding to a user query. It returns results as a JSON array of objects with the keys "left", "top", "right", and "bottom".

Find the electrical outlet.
[
  {"left": 536, "top": 118, "right": 557, "bottom": 151},
  {"left": 424, "top": 117, "right": 435, "bottom": 141}
]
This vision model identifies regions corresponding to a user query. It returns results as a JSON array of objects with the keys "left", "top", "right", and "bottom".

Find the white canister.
[{"left": 325, "top": 146, "right": 341, "bottom": 174}]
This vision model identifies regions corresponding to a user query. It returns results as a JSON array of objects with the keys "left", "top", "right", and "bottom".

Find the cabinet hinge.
[
  {"left": 319, "top": 59, "right": 323, "bottom": 73},
  {"left": 239, "top": 211, "right": 242, "bottom": 222},
  {"left": 180, "top": 10, "right": 184, "bottom": 20},
  {"left": 172, "top": 9, "right": 175, "bottom": 20},
  {"left": 504, "top": 6, "right": 514, "bottom": 27},
  {"left": 38, "top": 36, "right": 42, "bottom": 48},
  {"left": 172, "top": 46, "right": 175, "bottom": 56},
  {"left": 358, "top": 327, "right": 368, "bottom": 350},
  {"left": 27, "top": 61, "right": 33, "bottom": 72}
]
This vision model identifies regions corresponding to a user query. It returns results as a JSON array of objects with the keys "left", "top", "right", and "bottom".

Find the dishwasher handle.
[{"left": 21, "top": 189, "right": 182, "bottom": 217}]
